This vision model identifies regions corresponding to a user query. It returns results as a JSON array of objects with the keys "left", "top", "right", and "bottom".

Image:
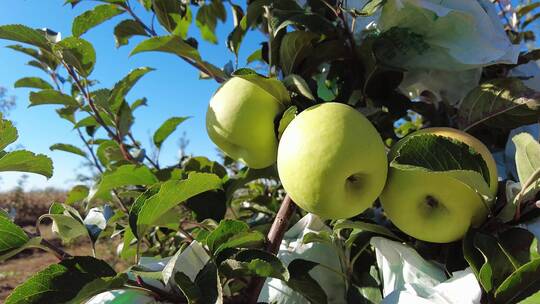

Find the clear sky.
[{"left": 0, "top": 0, "right": 264, "bottom": 190}]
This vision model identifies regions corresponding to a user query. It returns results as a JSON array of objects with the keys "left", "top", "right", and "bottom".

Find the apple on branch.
[
  {"left": 206, "top": 72, "right": 290, "bottom": 169},
  {"left": 380, "top": 128, "right": 498, "bottom": 243},
  {"left": 277, "top": 102, "right": 388, "bottom": 220}
]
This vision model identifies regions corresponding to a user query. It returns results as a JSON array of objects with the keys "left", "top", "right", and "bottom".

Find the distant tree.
[{"left": 0, "top": 86, "right": 15, "bottom": 115}]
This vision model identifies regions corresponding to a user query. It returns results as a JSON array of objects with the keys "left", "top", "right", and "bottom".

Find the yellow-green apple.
[
  {"left": 206, "top": 76, "right": 289, "bottom": 169},
  {"left": 277, "top": 102, "right": 388, "bottom": 219},
  {"left": 380, "top": 127, "right": 498, "bottom": 243}
]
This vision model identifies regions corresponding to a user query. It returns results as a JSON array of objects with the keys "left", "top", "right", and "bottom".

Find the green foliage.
[
  {"left": 5, "top": 256, "right": 116, "bottom": 304},
  {"left": 14, "top": 77, "right": 53, "bottom": 90},
  {"left": 458, "top": 78, "right": 540, "bottom": 131},
  {"left": 72, "top": 4, "right": 125, "bottom": 37},
  {"left": 1, "top": 0, "right": 540, "bottom": 302},
  {"left": 153, "top": 116, "right": 189, "bottom": 148}
]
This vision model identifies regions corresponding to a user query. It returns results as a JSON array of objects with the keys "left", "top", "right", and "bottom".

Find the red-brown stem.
[{"left": 246, "top": 195, "right": 297, "bottom": 304}]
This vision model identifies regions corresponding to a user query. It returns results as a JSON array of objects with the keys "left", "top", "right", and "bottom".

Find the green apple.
[
  {"left": 277, "top": 102, "right": 388, "bottom": 219},
  {"left": 380, "top": 127, "right": 498, "bottom": 243},
  {"left": 206, "top": 76, "right": 288, "bottom": 169}
]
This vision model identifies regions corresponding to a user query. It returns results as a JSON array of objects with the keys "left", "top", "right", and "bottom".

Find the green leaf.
[
  {"left": 277, "top": 106, "right": 297, "bottom": 139},
  {"left": 120, "top": 226, "right": 137, "bottom": 260},
  {"left": 114, "top": 19, "right": 149, "bottom": 47},
  {"left": 334, "top": 220, "right": 402, "bottom": 240},
  {"left": 513, "top": 133, "right": 540, "bottom": 185},
  {"left": 7, "top": 44, "right": 59, "bottom": 71},
  {"left": 392, "top": 134, "right": 491, "bottom": 186},
  {"left": 279, "top": 31, "right": 319, "bottom": 75},
  {"left": 174, "top": 262, "right": 222, "bottom": 304},
  {"left": 129, "top": 184, "right": 161, "bottom": 238},
  {"left": 65, "top": 274, "right": 128, "bottom": 304},
  {"left": 302, "top": 231, "right": 333, "bottom": 247},
  {"left": 246, "top": 48, "right": 262, "bottom": 64},
  {"left": 498, "top": 228, "right": 536, "bottom": 267},
  {"left": 220, "top": 249, "right": 289, "bottom": 280},
  {"left": 152, "top": 0, "right": 187, "bottom": 34},
  {"left": 350, "top": 0, "right": 385, "bottom": 16},
  {"left": 0, "top": 150, "right": 53, "bottom": 178},
  {"left": 183, "top": 156, "right": 227, "bottom": 178},
  {"left": 0, "top": 24, "right": 50, "bottom": 50},
  {"left": 0, "top": 237, "right": 44, "bottom": 262},
  {"left": 29, "top": 90, "right": 79, "bottom": 107},
  {"left": 89, "top": 164, "right": 158, "bottom": 201},
  {"left": 206, "top": 219, "right": 248, "bottom": 253},
  {"left": 283, "top": 74, "right": 315, "bottom": 101},
  {"left": 5, "top": 256, "right": 116, "bottom": 304},
  {"left": 96, "top": 140, "right": 124, "bottom": 168},
  {"left": 0, "top": 118, "right": 18, "bottom": 150},
  {"left": 466, "top": 231, "right": 517, "bottom": 292},
  {"left": 0, "top": 216, "right": 29, "bottom": 255},
  {"left": 153, "top": 116, "right": 189, "bottom": 148},
  {"left": 131, "top": 97, "right": 147, "bottom": 110},
  {"left": 227, "top": 4, "right": 246, "bottom": 55},
  {"left": 517, "top": 3, "right": 540, "bottom": 17},
  {"left": 215, "top": 230, "right": 265, "bottom": 256},
  {"left": 185, "top": 190, "right": 227, "bottom": 222},
  {"left": 108, "top": 67, "right": 154, "bottom": 111},
  {"left": 495, "top": 258, "right": 540, "bottom": 303},
  {"left": 54, "top": 37, "right": 96, "bottom": 77},
  {"left": 72, "top": 4, "right": 125, "bottom": 37},
  {"left": 50, "top": 143, "right": 87, "bottom": 158},
  {"left": 14, "top": 77, "right": 53, "bottom": 90},
  {"left": 458, "top": 78, "right": 540, "bottom": 130},
  {"left": 136, "top": 173, "right": 222, "bottom": 236},
  {"left": 463, "top": 229, "right": 485, "bottom": 279},
  {"left": 131, "top": 35, "right": 200, "bottom": 59},
  {"left": 130, "top": 35, "right": 227, "bottom": 81},
  {"left": 195, "top": 0, "right": 226, "bottom": 44},
  {"left": 45, "top": 214, "right": 88, "bottom": 242},
  {"left": 224, "top": 166, "right": 279, "bottom": 200},
  {"left": 286, "top": 259, "right": 328, "bottom": 304},
  {"left": 66, "top": 185, "right": 90, "bottom": 205},
  {"left": 271, "top": 8, "right": 334, "bottom": 34},
  {"left": 116, "top": 101, "right": 133, "bottom": 138}
]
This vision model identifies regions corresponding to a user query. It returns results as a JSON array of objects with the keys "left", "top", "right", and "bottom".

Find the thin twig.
[
  {"left": 49, "top": 68, "right": 130, "bottom": 212},
  {"left": 264, "top": 6, "right": 274, "bottom": 77},
  {"left": 26, "top": 230, "right": 72, "bottom": 260},
  {"left": 63, "top": 63, "right": 136, "bottom": 163},
  {"left": 246, "top": 195, "right": 297, "bottom": 304},
  {"left": 76, "top": 128, "right": 104, "bottom": 173}
]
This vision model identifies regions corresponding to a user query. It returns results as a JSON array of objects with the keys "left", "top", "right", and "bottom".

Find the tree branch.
[
  {"left": 246, "top": 195, "right": 297, "bottom": 304},
  {"left": 63, "top": 64, "right": 137, "bottom": 163},
  {"left": 26, "top": 230, "right": 72, "bottom": 260}
]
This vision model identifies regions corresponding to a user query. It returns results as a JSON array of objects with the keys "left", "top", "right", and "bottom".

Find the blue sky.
[{"left": 0, "top": 0, "right": 264, "bottom": 190}]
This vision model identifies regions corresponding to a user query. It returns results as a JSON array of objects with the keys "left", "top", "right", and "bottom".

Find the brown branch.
[
  {"left": 63, "top": 64, "right": 137, "bottom": 163},
  {"left": 25, "top": 230, "right": 72, "bottom": 260},
  {"left": 246, "top": 195, "right": 297, "bottom": 304},
  {"left": 40, "top": 237, "right": 72, "bottom": 260}
]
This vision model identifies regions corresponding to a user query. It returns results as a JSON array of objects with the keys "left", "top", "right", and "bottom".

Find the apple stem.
[{"left": 246, "top": 194, "right": 297, "bottom": 303}]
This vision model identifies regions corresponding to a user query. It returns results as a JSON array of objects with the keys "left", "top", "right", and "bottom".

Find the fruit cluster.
[{"left": 206, "top": 75, "right": 498, "bottom": 243}]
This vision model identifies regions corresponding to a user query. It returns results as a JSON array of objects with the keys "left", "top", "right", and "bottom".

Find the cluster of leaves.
[{"left": 0, "top": 0, "right": 540, "bottom": 303}]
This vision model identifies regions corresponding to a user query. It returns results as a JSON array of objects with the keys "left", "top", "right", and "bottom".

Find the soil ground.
[{"left": 0, "top": 225, "right": 127, "bottom": 302}]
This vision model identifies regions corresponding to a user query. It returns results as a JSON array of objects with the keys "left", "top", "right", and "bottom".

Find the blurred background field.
[{"left": 0, "top": 187, "right": 127, "bottom": 301}]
